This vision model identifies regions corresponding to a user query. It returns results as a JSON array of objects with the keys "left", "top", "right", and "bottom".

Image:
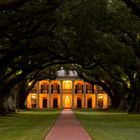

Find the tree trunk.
[
  {"left": 7, "top": 94, "right": 16, "bottom": 113},
  {"left": 107, "top": 91, "right": 122, "bottom": 109},
  {"left": 0, "top": 96, "right": 8, "bottom": 115},
  {"left": 16, "top": 80, "right": 36, "bottom": 109},
  {"left": 126, "top": 92, "right": 138, "bottom": 113},
  {"left": 0, "top": 96, "right": 16, "bottom": 115},
  {"left": 18, "top": 91, "right": 29, "bottom": 109}
]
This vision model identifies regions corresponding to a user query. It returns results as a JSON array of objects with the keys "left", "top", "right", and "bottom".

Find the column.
[
  {"left": 72, "top": 80, "right": 75, "bottom": 109},
  {"left": 30, "top": 95, "right": 32, "bottom": 108},
  {"left": 107, "top": 94, "right": 110, "bottom": 107},
  {"left": 60, "top": 80, "right": 63, "bottom": 109},
  {"left": 84, "top": 82, "right": 86, "bottom": 109},
  {"left": 37, "top": 81, "right": 40, "bottom": 108},
  {"left": 95, "top": 85, "right": 98, "bottom": 108},
  {"left": 49, "top": 80, "right": 51, "bottom": 109}
]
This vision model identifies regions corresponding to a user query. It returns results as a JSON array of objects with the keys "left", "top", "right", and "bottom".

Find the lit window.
[{"left": 41, "top": 83, "right": 48, "bottom": 93}]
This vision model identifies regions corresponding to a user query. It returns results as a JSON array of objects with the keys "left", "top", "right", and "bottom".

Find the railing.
[
  {"left": 75, "top": 90, "right": 83, "bottom": 94},
  {"left": 53, "top": 90, "right": 58, "bottom": 93},
  {"left": 30, "top": 89, "right": 97, "bottom": 94},
  {"left": 41, "top": 89, "right": 48, "bottom": 93},
  {"left": 86, "top": 90, "right": 93, "bottom": 94},
  {"left": 63, "top": 89, "right": 72, "bottom": 93}
]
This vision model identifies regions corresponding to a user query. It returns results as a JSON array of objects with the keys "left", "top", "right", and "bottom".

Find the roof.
[{"left": 56, "top": 69, "right": 80, "bottom": 80}]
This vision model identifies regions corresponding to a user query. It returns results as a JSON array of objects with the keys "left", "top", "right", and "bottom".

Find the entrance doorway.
[
  {"left": 53, "top": 98, "right": 58, "bottom": 108},
  {"left": 43, "top": 98, "right": 47, "bottom": 108},
  {"left": 64, "top": 96, "right": 71, "bottom": 108},
  {"left": 98, "top": 96, "right": 103, "bottom": 108},
  {"left": 31, "top": 95, "right": 37, "bottom": 108},
  {"left": 87, "top": 98, "right": 92, "bottom": 108},
  {"left": 77, "top": 98, "right": 82, "bottom": 108}
]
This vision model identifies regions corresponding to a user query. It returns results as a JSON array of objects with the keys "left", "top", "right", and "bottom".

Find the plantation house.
[{"left": 26, "top": 69, "right": 110, "bottom": 109}]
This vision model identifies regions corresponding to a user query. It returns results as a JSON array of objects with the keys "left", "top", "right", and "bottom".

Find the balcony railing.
[
  {"left": 41, "top": 89, "right": 48, "bottom": 93},
  {"left": 63, "top": 89, "right": 72, "bottom": 93},
  {"left": 86, "top": 90, "right": 93, "bottom": 94},
  {"left": 30, "top": 88, "right": 96, "bottom": 94}
]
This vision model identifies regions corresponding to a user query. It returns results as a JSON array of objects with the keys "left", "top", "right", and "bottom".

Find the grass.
[
  {"left": 74, "top": 110, "right": 140, "bottom": 140},
  {"left": 0, "top": 109, "right": 60, "bottom": 140}
]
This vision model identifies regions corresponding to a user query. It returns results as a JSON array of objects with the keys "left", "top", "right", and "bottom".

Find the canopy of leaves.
[{"left": 0, "top": 0, "right": 140, "bottom": 113}]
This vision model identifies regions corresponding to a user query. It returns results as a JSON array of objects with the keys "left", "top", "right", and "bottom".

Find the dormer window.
[{"left": 66, "top": 70, "right": 69, "bottom": 75}]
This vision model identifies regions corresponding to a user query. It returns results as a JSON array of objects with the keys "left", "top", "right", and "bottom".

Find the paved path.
[{"left": 44, "top": 109, "right": 92, "bottom": 140}]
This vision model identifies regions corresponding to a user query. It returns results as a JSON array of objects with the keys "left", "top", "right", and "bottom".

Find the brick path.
[{"left": 44, "top": 109, "right": 92, "bottom": 140}]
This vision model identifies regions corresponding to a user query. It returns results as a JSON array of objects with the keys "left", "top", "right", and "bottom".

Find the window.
[
  {"left": 86, "top": 84, "right": 94, "bottom": 93},
  {"left": 63, "top": 81, "right": 72, "bottom": 90},
  {"left": 41, "top": 83, "right": 48, "bottom": 93},
  {"left": 51, "top": 83, "right": 60, "bottom": 93},
  {"left": 65, "top": 70, "right": 69, "bottom": 76},
  {"left": 75, "top": 83, "right": 83, "bottom": 93}
]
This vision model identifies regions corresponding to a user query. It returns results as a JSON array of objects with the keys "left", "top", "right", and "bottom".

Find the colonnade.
[{"left": 27, "top": 79, "right": 109, "bottom": 109}]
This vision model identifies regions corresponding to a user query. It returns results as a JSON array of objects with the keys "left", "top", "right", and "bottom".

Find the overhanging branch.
[
  {"left": 0, "top": 0, "right": 30, "bottom": 11},
  {"left": 122, "top": 0, "right": 140, "bottom": 19}
]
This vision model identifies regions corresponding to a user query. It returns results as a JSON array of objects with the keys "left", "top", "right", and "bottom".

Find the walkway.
[{"left": 44, "top": 109, "right": 92, "bottom": 140}]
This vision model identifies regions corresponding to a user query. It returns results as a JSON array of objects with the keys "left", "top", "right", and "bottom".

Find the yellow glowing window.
[{"left": 63, "top": 81, "right": 72, "bottom": 89}]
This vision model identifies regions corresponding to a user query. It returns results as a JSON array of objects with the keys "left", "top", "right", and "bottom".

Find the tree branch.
[
  {"left": 0, "top": 0, "right": 30, "bottom": 10},
  {"left": 122, "top": 0, "right": 140, "bottom": 19}
]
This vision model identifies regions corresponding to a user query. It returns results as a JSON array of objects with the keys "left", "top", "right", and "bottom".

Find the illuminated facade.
[{"left": 26, "top": 69, "right": 110, "bottom": 109}]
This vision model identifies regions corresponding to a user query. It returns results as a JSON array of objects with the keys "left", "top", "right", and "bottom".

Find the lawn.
[
  {"left": 74, "top": 110, "right": 140, "bottom": 140},
  {"left": 0, "top": 109, "right": 60, "bottom": 140}
]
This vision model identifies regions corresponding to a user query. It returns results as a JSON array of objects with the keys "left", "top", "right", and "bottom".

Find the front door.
[
  {"left": 43, "top": 98, "right": 47, "bottom": 108},
  {"left": 87, "top": 98, "right": 92, "bottom": 108},
  {"left": 98, "top": 98, "right": 103, "bottom": 108},
  {"left": 64, "top": 96, "right": 71, "bottom": 108},
  {"left": 31, "top": 95, "right": 37, "bottom": 108},
  {"left": 77, "top": 98, "right": 82, "bottom": 108},
  {"left": 53, "top": 98, "right": 58, "bottom": 108}
]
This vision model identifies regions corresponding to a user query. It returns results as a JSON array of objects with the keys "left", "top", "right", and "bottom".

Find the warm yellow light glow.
[
  {"left": 28, "top": 80, "right": 34, "bottom": 86},
  {"left": 63, "top": 80, "right": 72, "bottom": 89},
  {"left": 31, "top": 95, "right": 36, "bottom": 99},
  {"left": 28, "top": 82, "right": 32, "bottom": 86},
  {"left": 66, "top": 96, "right": 69, "bottom": 99},
  {"left": 98, "top": 96, "right": 103, "bottom": 99},
  {"left": 65, "top": 80, "right": 70, "bottom": 84}
]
